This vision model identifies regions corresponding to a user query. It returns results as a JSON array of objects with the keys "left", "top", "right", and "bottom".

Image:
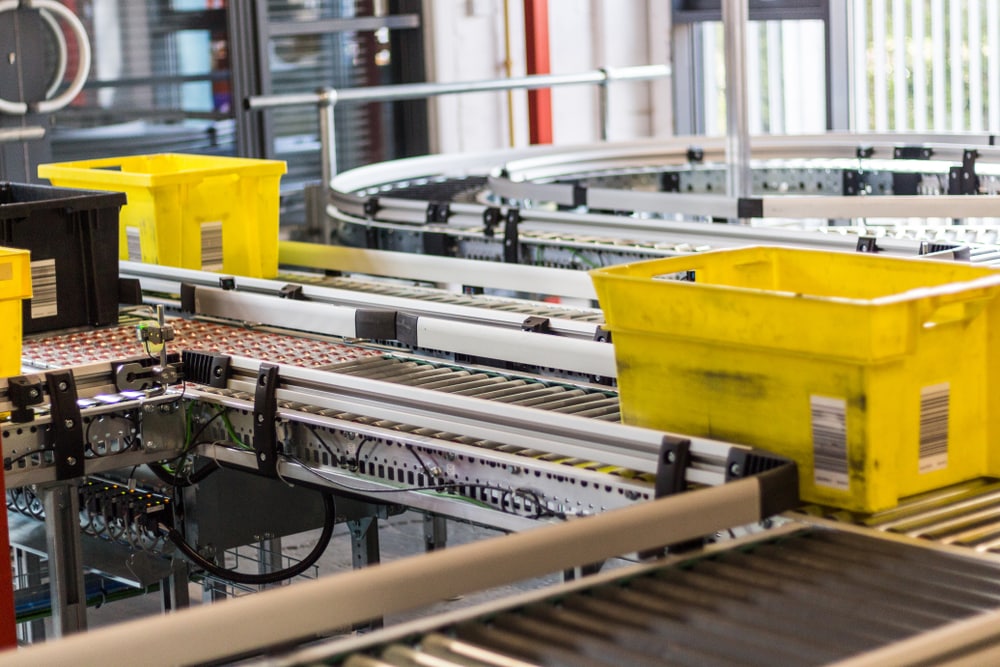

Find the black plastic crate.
[{"left": 0, "top": 183, "right": 125, "bottom": 334}]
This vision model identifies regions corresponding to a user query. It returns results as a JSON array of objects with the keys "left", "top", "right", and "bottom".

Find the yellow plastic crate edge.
[{"left": 0, "top": 247, "right": 32, "bottom": 300}]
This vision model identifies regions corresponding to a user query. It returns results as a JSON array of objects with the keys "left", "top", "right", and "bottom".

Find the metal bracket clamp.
[
  {"left": 482, "top": 207, "right": 501, "bottom": 238},
  {"left": 46, "top": 371, "right": 85, "bottom": 480},
  {"left": 842, "top": 169, "right": 861, "bottom": 196},
  {"left": 660, "top": 172, "right": 681, "bottom": 193},
  {"left": 856, "top": 236, "right": 880, "bottom": 253},
  {"left": 253, "top": 364, "right": 280, "bottom": 478},
  {"left": 894, "top": 145, "right": 934, "bottom": 160},
  {"left": 425, "top": 202, "right": 451, "bottom": 223},
  {"left": 521, "top": 316, "right": 552, "bottom": 334},
  {"left": 8, "top": 375, "right": 43, "bottom": 423},
  {"left": 279, "top": 284, "right": 304, "bottom": 300},
  {"left": 503, "top": 209, "right": 521, "bottom": 264},
  {"left": 949, "top": 149, "right": 980, "bottom": 195},
  {"left": 653, "top": 436, "right": 691, "bottom": 499},
  {"left": 639, "top": 436, "right": 693, "bottom": 560}
]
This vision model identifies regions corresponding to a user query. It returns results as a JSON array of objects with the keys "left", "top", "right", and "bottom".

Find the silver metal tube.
[
  {"left": 0, "top": 126, "right": 44, "bottom": 143},
  {"left": 318, "top": 89, "right": 338, "bottom": 181},
  {"left": 723, "top": 0, "right": 752, "bottom": 203},
  {"left": 598, "top": 68, "right": 611, "bottom": 141},
  {"left": 245, "top": 65, "right": 671, "bottom": 110}
]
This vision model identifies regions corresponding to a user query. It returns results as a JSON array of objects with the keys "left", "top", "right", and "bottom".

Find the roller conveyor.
[
  {"left": 328, "top": 135, "right": 1000, "bottom": 270},
  {"left": 327, "top": 356, "right": 620, "bottom": 422},
  {"left": 292, "top": 274, "right": 605, "bottom": 323},
  {"left": 250, "top": 525, "right": 1000, "bottom": 667}
]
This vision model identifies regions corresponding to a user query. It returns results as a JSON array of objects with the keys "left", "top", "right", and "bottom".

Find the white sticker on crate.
[
  {"left": 919, "top": 383, "right": 949, "bottom": 473},
  {"left": 126, "top": 227, "right": 142, "bottom": 262},
  {"left": 29, "top": 259, "right": 57, "bottom": 319},
  {"left": 201, "top": 221, "right": 223, "bottom": 271},
  {"left": 811, "top": 395, "right": 849, "bottom": 490}
]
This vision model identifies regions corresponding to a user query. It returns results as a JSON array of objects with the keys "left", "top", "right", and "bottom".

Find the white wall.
[{"left": 423, "top": 0, "right": 671, "bottom": 154}]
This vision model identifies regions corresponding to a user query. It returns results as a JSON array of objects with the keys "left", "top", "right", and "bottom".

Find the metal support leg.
[
  {"left": 257, "top": 537, "right": 284, "bottom": 589},
  {"left": 40, "top": 484, "right": 86, "bottom": 636},
  {"left": 423, "top": 514, "right": 447, "bottom": 552},
  {"left": 348, "top": 517, "right": 380, "bottom": 570},
  {"left": 348, "top": 517, "right": 382, "bottom": 631},
  {"left": 161, "top": 560, "right": 190, "bottom": 613},
  {"left": 13, "top": 549, "right": 44, "bottom": 643},
  {"left": 563, "top": 560, "right": 605, "bottom": 582}
]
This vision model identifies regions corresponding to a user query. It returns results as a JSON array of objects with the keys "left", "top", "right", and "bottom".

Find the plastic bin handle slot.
[{"left": 901, "top": 279, "right": 1000, "bottom": 328}]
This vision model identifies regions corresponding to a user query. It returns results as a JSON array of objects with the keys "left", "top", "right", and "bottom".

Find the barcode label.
[
  {"left": 29, "top": 259, "right": 57, "bottom": 319},
  {"left": 811, "top": 395, "right": 849, "bottom": 490},
  {"left": 201, "top": 221, "right": 223, "bottom": 271},
  {"left": 126, "top": 227, "right": 142, "bottom": 262},
  {"left": 919, "top": 383, "right": 949, "bottom": 473}
]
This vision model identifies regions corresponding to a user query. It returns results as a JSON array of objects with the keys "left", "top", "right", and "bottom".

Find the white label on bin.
[
  {"left": 126, "top": 227, "right": 142, "bottom": 262},
  {"left": 29, "top": 259, "right": 57, "bottom": 319},
  {"left": 919, "top": 383, "right": 949, "bottom": 473},
  {"left": 201, "top": 221, "right": 223, "bottom": 271},
  {"left": 811, "top": 395, "right": 849, "bottom": 490}
]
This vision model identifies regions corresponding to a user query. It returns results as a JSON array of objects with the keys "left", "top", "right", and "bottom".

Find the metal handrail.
[{"left": 244, "top": 64, "right": 671, "bottom": 185}]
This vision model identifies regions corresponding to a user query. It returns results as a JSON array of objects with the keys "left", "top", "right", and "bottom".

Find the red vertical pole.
[
  {"left": 523, "top": 0, "right": 553, "bottom": 144},
  {"left": 0, "top": 465, "right": 17, "bottom": 648}
]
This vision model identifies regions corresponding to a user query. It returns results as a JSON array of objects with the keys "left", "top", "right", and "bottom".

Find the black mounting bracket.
[
  {"left": 521, "top": 316, "right": 553, "bottom": 334},
  {"left": 660, "top": 171, "right": 681, "bottom": 192},
  {"left": 894, "top": 145, "right": 933, "bottom": 160},
  {"left": 483, "top": 206, "right": 501, "bottom": 238},
  {"left": 842, "top": 169, "right": 861, "bottom": 196},
  {"left": 253, "top": 364, "right": 280, "bottom": 478},
  {"left": 856, "top": 236, "right": 880, "bottom": 253},
  {"left": 181, "top": 350, "right": 231, "bottom": 388},
  {"left": 503, "top": 209, "right": 521, "bottom": 264},
  {"left": 279, "top": 284, "right": 304, "bottom": 300},
  {"left": 949, "top": 149, "right": 980, "bottom": 195},
  {"left": 425, "top": 202, "right": 451, "bottom": 224},
  {"left": 46, "top": 371, "right": 85, "bottom": 480},
  {"left": 639, "top": 436, "right": 693, "bottom": 559},
  {"left": 8, "top": 376, "right": 43, "bottom": 423}
]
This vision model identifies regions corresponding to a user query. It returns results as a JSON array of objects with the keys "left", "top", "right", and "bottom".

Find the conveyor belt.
[{"left": 329, "top": 528, "right": 1000, "bottom": 667}]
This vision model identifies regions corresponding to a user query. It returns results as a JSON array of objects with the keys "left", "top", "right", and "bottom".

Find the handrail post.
[
  {"left": 723, "top": 0, "right": 752, "bottom": 222},
  {"left": 318, "top": 87, "right": 339, "bottom": 184},
  {"left": 598, "top": 67, "right": 611, "bottom": 141}
]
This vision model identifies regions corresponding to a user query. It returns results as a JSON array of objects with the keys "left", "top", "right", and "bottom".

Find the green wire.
[{"left": 571, "top": 250, "right": 599, "bottom": 269}]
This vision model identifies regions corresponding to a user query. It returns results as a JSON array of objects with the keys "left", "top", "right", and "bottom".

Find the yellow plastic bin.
[
  {"left": 38, "top": 154, "right": 287, "bottom": 278},
  {"left": 591, "top": 246, "right": 1000, "bottom": 512},
  {"left": 0, "top": 247, "right": 32, "bottom": 377}
]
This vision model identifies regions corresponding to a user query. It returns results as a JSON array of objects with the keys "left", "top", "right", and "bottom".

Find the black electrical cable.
[{"left": 164, "top": 492, "right": 336, "bottom": 586}]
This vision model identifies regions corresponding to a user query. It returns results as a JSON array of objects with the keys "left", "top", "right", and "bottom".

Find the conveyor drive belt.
[{"left": 333, "top": 528, "right": 1000, "bottom": 667}]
